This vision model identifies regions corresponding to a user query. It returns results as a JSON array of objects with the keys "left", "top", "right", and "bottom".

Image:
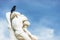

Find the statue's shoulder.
[
  {"left": 13, "top": 11, "right": 21, "bottom": 15},
  {"left": 13, "top": 11, "right": 28, "bottom": 20},
  {"left": 21, "top": 14, "right": 28, "bottom": 20}
]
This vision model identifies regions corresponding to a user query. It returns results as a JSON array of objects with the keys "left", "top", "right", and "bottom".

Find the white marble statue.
[{"left": 6, "top": 11, "right": 38, "bottom": 40}]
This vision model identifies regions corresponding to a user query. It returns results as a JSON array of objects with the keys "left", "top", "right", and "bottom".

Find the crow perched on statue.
[
  {"left": 10, "top": 5, "right": 16, "bottom": 27},
  {"left": 11, "top": 5, "right": 16, "bottom": 13}
]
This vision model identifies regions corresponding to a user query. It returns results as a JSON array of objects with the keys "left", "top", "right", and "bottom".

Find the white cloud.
[
  {"left": 37, "top": 28, "right": 54, "bottom": 40},
  {"left": 32, "top": 25, "right": 60, "bottom": 40},
  {"left": 0, "top": 18, "right": 9, "bottom": 40},
  {"left": 37, "top": 28, "right": 60, "bottom": 40},
  {"left": 30, "top": 18, "right": 60, "bottom": 40}
]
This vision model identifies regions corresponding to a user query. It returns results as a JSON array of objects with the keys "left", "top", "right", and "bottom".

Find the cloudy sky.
[{"left": 0, "top": 0, "right": 60, "bottom": 40}]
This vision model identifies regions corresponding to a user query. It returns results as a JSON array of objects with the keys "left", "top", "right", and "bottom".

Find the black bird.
[
  {"left": 11, "top": 5, "right": 16, "bottom": 13},
  {"left": 10, "top": 5, "right": 16, "bottom": 31}
]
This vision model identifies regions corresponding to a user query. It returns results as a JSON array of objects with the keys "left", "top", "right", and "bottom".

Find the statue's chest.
[{"left": 12, "top": 16, "right": 23, "bottom": 27}]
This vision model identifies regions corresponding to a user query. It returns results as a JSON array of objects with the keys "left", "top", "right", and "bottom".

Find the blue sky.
[{"left": 0, "top": 0, "right": 60, "bottom": 40}]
